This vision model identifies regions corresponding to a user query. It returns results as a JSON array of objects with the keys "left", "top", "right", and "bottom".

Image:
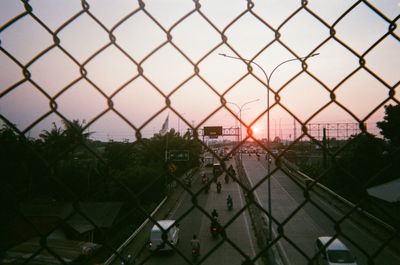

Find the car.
[
  {"left": 80, "top": 242, "right": 101, "bottom": 255},
  {"left": 204, "top": 156, "right": 214, "bottom": 167},
  {"left": 315, "top": 236, "right": 357, "bottom": 265},
  {"left": 149, "top": 220, "right": 179, "bottom": 251},
  {"left": 212, "top": 162, "right": 223, "bottom": 177}
]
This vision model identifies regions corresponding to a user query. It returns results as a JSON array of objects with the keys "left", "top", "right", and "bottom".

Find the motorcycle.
[
  {"left": 201, "top": 173, "right": 208, "bottom": 184},
  {"left": 210, "top": 221, "right": 220, "bottom": 238},
  {"left": 202, "top": 176, "right": 207, "bottom": 184},
  {"left": 227, "top": 199, "right": 233, "bottom": 211},
  {"left": 216, "top": 182, "right": 222, "bottom": 193},
  {"left": 192, "top": 247, "right": 200, "bottom": 261}
]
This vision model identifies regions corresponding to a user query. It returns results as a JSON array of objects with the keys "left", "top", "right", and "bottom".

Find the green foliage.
[
  {"left": 1, "top": 121, "right": 201, "bottom": 203},
  {"left": 0, "top": 124, "right": 46, "bottom": 201},
  {"left": 295, "top": 134, "right": 387, "bottom": 199},
  {"left": 294, "top": 104, "right": 400, "bottom": 201},
  {"left": 103, "top": 141, "right": 136, "bottom": 170},
  {"left": 377, "top": 104, "right": 400, "bottom": 145},
  {"left": 329, "top": 134, "right": 385, "bottom": 196},
  {"left": 110, "top": 164, "right": 165, "bottom": 202}
]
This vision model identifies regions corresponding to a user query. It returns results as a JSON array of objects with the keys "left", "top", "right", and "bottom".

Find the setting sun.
[
  {"left": 248, "top": 125, "right": 261, "bottom": 138},
  {"left": 251, "top": 126, "right": 260, "bottom": 134}
]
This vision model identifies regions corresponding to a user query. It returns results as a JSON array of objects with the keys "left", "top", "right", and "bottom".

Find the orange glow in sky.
[{"left": 0, "top": 0, "right": 399, "bottom": 141}]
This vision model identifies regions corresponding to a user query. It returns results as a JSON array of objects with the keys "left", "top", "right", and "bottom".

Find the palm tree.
[
  {"left": 61, "top": 119, "right": 93, "bottom": 144},
  {"left": 39, "top": 122, "right": 67, "bottom": 158},
  {"left": 39, "top": 122, "right": 64, "bottom": 145}
]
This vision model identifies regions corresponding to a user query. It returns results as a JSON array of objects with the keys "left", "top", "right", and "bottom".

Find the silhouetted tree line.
[
  {"left": 0, "top": 120, "right": 201, "bottom": 205},
  {"left": 286, "top": 104, "right": 400, "bottom": 200}
]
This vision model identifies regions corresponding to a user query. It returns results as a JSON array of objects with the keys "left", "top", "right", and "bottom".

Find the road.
[
  {"left": 241, "top": 154, "right": 400, "bottom": 265},
  {"left": 131, "top": 160, "right": 260, "bottom": 265}
]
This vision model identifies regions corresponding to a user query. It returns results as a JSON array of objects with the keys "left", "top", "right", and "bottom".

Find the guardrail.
[
  {"left": 103, "top": 197, "right": 168, "bottom": 265},
  {"left": 280, "top": 159, "right": 399, "bottom": 249}
]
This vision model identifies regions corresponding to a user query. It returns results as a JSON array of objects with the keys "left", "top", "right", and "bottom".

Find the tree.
[
  {"left": 377, "top": 104, "right": 400, "bottom": 146},
  {"left": 62, "top": 119, "right": 92, "bottom": 144},
  {"left": 39, "top": 122, "right": 67, "bottom": 160}
]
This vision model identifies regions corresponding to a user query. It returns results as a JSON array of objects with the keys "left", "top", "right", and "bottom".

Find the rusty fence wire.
[{"left": 0, "top": 0, "right": 399, "bottom": 265}]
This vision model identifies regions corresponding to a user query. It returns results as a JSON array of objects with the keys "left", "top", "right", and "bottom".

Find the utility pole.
[
  {"left": 293, "top": 118, "right": 296, "bottom": 142},
  {"left": 322, "top": 128, "right": 327, "bottom": 168}
]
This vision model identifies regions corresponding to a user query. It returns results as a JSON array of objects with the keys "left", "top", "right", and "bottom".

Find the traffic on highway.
[
  {"left": 117, "top": 158, "right": 260, "bottom": 265},
  {"left": 241, "top": 153, "right": 400, "bottom": 265}
]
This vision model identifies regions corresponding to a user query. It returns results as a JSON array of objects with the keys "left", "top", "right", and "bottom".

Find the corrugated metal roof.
[
  {"left": 20, "top": 202, "right": 123, "bottom": 234},
  {"left": 367, "top": 178, "right": 400, "bottom": 203}
]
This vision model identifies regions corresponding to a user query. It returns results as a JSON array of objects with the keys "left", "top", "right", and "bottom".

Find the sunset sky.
[{"left": 1, "top": 0, "right": 399, "bottom": 141}]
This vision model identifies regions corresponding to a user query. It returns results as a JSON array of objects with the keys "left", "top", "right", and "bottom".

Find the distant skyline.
[{"left": 1, "top": 0, "right": 399, "bottom": 141}]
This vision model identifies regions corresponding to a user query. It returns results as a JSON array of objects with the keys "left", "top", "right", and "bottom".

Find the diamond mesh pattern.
[{"left": 1, "top": 1, "right": 399, "bottom": 265}]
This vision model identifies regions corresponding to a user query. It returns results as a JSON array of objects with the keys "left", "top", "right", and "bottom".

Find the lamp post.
[
  {"left": 227, "top": 99, "right": 260, "bottom": 158},
  {"left": 220, "top": 52, "right": 320, "bottom": 241}
]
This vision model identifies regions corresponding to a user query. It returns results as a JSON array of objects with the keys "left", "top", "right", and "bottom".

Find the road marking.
[
  {"left": 256, "top": 158, "right": 400, "bottom": 264},
  {"left": 168, "top": 185, "right": 188, "bottom": 218},
  {"left": 236, "top": 179, "right": 260, "bottom": 265}
]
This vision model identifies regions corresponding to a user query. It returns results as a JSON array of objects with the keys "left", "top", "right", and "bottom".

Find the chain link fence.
[{"left": 1, "top": 0, "right": 399, "bottom": 265}]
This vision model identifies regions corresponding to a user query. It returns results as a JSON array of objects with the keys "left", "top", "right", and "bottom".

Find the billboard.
[
  {"left": 168, "top": 150, "right": 190, "bottom": 161},
  {"left": 203, "top": 126, "right": 223, "bottom": 137}
]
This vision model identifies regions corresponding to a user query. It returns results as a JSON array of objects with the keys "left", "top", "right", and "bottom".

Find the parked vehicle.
[
  {"left": 315, "top": 237, "right": 357, "bottom": 265},
  {"left": 149, "top": 220, "right": 179, "bottom": 251}
]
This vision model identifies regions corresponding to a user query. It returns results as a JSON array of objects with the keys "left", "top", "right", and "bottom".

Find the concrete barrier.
[{"left": 234, "top": 156, "right": 288, "bottom": 265}]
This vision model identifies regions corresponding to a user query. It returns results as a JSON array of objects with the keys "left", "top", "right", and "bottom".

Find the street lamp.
[
  {"left": 220, "top": 52, "right": 320, "bottom": 241},
  {"left": 227, "top": 99, "right": 260, "bottom": 158}
]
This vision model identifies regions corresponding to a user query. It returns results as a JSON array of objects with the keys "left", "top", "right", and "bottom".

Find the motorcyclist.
[
  {"left": 201, "top": 172, "right": 208, "bottom": 184},
  {"left": 211, "top": 208, "right": 219, "bottom": 220},
  {"left": 190, "top": 234, "right": 201, "bottom": 257},
  {"left": 216, "top": 181, "right": 222, "bottom": 193},
  {"left": 185, "top": 176, "right": 191, "bottom": 187},
  {"left": 210, "top": 217, "right": 221, "bottom": 237},
  {"left": 121, "top": 253, "right": 134, "bottom": 265},
  {"left": 227, "top": 194, "right": 233, "bottom": 210},
  {"left": 126, "top": 254, "right": 134, "bottom": 264}
]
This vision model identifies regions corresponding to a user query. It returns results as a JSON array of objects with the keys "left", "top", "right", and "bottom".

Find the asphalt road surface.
[
  {"left": 133, "top": 160, "right": 261, "bottom": 265},
  {"left": 241, "top": 154, "right": 400, "bottom": 265}
]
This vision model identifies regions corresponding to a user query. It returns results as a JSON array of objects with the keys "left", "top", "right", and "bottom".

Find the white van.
[
  {"left": 315, "top": 237, "right": 357, "bottom": 265},
  {"left": 149, "top": 220, "right": 179, "bottom": 251}
]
